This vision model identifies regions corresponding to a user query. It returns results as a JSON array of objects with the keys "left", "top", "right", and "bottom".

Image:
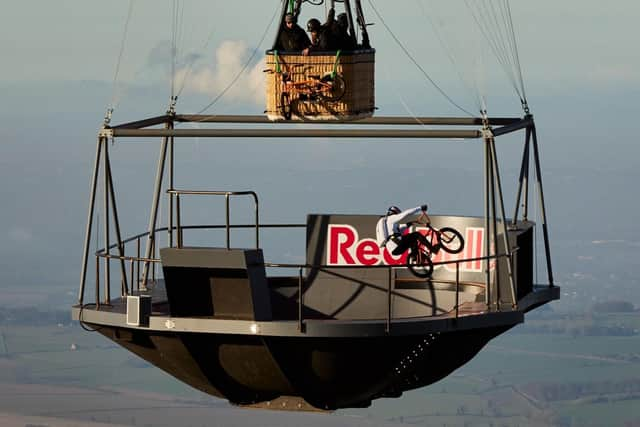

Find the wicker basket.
[{"left": 265, "top": 50, "right": 375, "bottom": 121}]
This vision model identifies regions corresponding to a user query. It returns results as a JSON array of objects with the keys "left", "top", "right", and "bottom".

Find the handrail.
[
  {"left": 167, "top": 190, "right": 259, "bottom": 249},
  {"left": 89, "top": 222, "right": 518, "bottom": 329},
  {"left": 96, "top": 248, "right": 511, "bottom": 271},
  {"left": 94, "top": 223, "right": 306, "bottom": 254},
  {"left": 92, "top": 246, "right": 512, "bottom": 333}
]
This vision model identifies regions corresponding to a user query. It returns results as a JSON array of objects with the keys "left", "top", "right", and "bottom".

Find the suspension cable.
[
  {"left": 465, "top": 0, "right": 529, "bottom": 112},
  {"left": 106, "top": 0, "right": 135, "bottom": 124},
  {"left": 195, "top": 3, "right": 280, "bottom": 116},
  {"left": 170, "top": 0, "right": 182, "bottom": 102},
  {"left": 367, "top": 0, "right": 475, "bottom": 117},
  {"left": 467, "top": 0, "right": 518, "bottom": 98},
  {"left": 419, "top": 0, "right": 485, "bottom": 113},
  {"left": 175, "top": 27, "right": 217, "bottom": 100},
  {"left": 506, "top": 1, "right": 527, "bottom": 108},
  {"left": 171, "top": 1, "right": 176, "bottom": 99}
]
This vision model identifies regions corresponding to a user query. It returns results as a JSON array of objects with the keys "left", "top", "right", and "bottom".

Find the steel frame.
[{"left": 79, "top": 114, "right": 553, "bottom": 312}]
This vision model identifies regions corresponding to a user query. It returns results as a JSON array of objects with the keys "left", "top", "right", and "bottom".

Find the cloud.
[
  {"left": 145, "top": 40, "right": 173, "bottom": 69},
  {"left": 586, "top": 64, "right": 638, "bottom": 85},
  {"left": 132, "top": 39, "right": 265, "bottom": 107},
  {"left": 8, "top": 227, "right": 33, "bottom": 244},
  {"left": 592, "top": 239, "right": 627, "bottom": 245},
  {"left": 174, "top": 40, "right": 265, "bottom": 106}
]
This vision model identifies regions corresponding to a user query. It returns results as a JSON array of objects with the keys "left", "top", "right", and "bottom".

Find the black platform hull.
[{"left": 91, "top": 323, "right": 511, "bottom": 410}]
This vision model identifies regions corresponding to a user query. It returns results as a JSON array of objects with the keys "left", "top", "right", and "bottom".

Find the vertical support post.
[
  {"left": 95, "top": 255, "right": 100, "bottom": 308},
  {"left": 513, "top": 125, "right": 532, "bottom": 225},
  {"left": 103, "top": 139, "right": 111, "bottom": 304},
  {"left": 152, "top": 238, "right": 156, "bottom": 283},
  {"left": 271, "top": 0, "right": 290, "bottom": 49},
  {"left": 455, "top": 261, "right": 460, "bottom": 318},
  {"left": 489, "top": 137, "right": 517, "bottom": 308},
  {"left": 386, "top": 267, "right": 392, "bottom": 334},
  {"left": 120, "top": 243, "right": 125, "bottom": 296},
  {"left": 79, "top": 137, "right": 103, "bottom": 304},
  {"left": 489, "top": 137, "right": 500, "bottom": 309},
  {"left": 254, "top": 195, "right": 259, "bottom": 249},
  {"left": 298, "top": 267, "right": 304, "bottom": 333},
  {"left": 354, "top": 0, "right": 370, "bottom": 47},
  {"left": 105, "top": 145, "right": 128, "bottom": 296},
  {"left": 343, "top": 0, "right": 358, "bottom": 45},
  {"left": 142, "top": 121, "right": 171, "bottom": 289},
  {"left": 225, "top": 193, "right": 231, "bottom": 249},
  {"left": 168, "top": 135, "right": 174, "bottom": 247},
  {"left": 531, "top": 126, "right": 555, "bottom": 287},
  {"left": 483, "top": 136, "right": 491, "bottom": 308},
  {"left": 136, "top": 237, "right": 141, "bottom": 290},
  {"left": 129, "top": 259, "right": 134, "bottom": 292},
  {"left": 176, "top": 194, "right": 183, "bottom": 248}
]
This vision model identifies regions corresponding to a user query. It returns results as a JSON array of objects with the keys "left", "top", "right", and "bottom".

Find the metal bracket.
[
  {"left": 167, "top": 96, "right": 178, "bottom": 116},
  {"left": 481, "top": 127, "right": 494, "bottom": 139},
  {"left": 103, "top": 108, "right": 113, "bottom": 126},
  {"left": 99, "top": 128, "right": 115, "bottom": 139}
]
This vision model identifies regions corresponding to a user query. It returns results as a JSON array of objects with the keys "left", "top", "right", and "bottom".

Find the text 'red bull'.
[{"left": 326, "top": 224, "right": 486, "bottom": 272}]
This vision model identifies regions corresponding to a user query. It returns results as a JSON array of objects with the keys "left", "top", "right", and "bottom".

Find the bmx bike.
[
  {"left": 270, "top": 64, "right": 346, "bottom": 120},
  {"left": 404, "top": 220, "right": 465, "bottom": 278}
]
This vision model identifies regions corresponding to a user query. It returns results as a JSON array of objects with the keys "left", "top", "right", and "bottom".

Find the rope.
[
  {"left": 367, "top": 0, "right": 475, "bottom": 117},
  {"left": 107, "top": 0, "right": 135, "bottom": 117},
  {"left": 195, "top": 3, "right": 280, "bottom": 116}
]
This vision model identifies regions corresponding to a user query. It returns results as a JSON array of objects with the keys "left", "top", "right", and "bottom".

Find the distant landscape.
[
  {"left": 1, "top": 274, "right": 639, "bottom": 427},
  {"left": 1, "top": 52, "right": 639, "bottom": 427}
]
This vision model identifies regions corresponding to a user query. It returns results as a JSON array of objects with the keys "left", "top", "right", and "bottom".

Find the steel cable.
[
  {"left": 419, "top": 0, "right": 485, "bottom": 113},
  {"left": 367, "top": 0, "right": 475, "bottom": 117},
  {"left": 175, "top": 27, "right": 217, "bottom": 100},
  {"left": 108, "top": 0, "right": 135, "bottom": 112},
  {"left": 195, "top": 2, "right": 280, "bottom": 116},
  {"left": 465, "top": 0, "right": 528, "bottom": 109}
]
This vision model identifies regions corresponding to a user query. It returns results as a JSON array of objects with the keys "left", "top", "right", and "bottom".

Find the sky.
[
  {"left": 2, "top": 1, "right": 639, "bottom": 97},
  {"left": 0, "top": 0, "right": 638, "bottom": 289},
  {"left": 0, "top": 1, "right": 639, "bottom": 424}
]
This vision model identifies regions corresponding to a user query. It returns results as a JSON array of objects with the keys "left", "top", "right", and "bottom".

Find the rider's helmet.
[
  {"left": 307, "top": 18, "right": 321, "bottom": 33},
  {"left": 284, "top": 13, "right": 295, "bottom": 25},
  {"left": 337, "top": 13, "right": 348, "bottom": 30},
  {"left": 387, "top": 206, "right": 401, "bottom": 216}
]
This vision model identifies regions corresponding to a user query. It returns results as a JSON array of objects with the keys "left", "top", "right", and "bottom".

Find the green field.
[{"left": 1, "top": 311, "right": 639, "bottom": 427}]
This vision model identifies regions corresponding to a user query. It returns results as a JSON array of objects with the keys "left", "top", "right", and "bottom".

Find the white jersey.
[{"left": 375, "top": 206, "right": 424, "bottom": 253}]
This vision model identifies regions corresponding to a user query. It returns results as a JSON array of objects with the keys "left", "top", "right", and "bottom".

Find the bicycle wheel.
[
  {"left": 280, "top": 92, "right": 292, "bottom": 120},
  {"left": 406, "top": 250, "right": 434, "bottom": 278},
  {"left": 320, "top": 74, "right": 346, "bottom": 102},
  {"left": 438, "top": 227, "right": 464, "bottom": 254}
]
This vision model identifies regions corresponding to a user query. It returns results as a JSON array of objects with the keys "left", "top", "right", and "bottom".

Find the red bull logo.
[{"left": 326, "top": 224, "right": 487, "bottom": 272}]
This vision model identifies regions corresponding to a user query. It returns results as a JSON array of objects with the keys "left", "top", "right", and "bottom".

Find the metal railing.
[
  {"left": 168, "top": 190, "right": 259, "bottom": 249},
  {"left": 264, "top": 251, "right": 512, "bottom": 332},
  {"left": 87, "top": 223, "right": 306, "bottom": 306},
  {"left": 87, "top": 223, "right": 516, "bottom": 332}
]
